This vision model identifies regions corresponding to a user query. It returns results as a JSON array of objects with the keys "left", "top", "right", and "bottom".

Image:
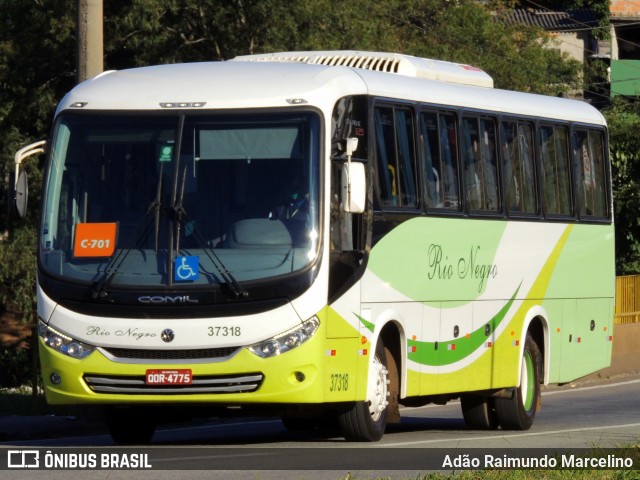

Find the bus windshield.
[{"left": 40, "top": 111, "right": 321, "bottom": 291}]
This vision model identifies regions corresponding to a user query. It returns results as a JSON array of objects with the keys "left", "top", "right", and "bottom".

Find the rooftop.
[{"left": 502, "top": 9, "right": 598, "bottom": 32}]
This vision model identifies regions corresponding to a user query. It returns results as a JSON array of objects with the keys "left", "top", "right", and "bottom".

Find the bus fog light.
[
  {"left": 50, "top": 373, "right": 62, "bottom": 385},
  {"left": 248, "top": 316, "right": 320, "bottom": 358}
]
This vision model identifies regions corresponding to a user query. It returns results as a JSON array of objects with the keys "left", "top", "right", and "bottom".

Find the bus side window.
[
  {"left": 375, "top": 107, "right": 396, "bottom": 206},
  {"left": 374, "top": 106, "right": 418, "bottom": 208},
  {"left": 573, "top": 130, "right": 607, "bottom": 218},
  {"left": 419, "top": 110, "right": 460, "bottom": 210},
  {"left": 462, "top": 116, "right": 498, "bottom": 212},
  {"left": 501, "top": 120, "right": 537, "bottom": 214},
  {"left": 541, "top": 125, "right": 573, "bottom": 216}
]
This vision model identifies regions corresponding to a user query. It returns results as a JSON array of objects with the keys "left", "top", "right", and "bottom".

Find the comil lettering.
[{"left": 138, "top": 295, "right": 198, "bottom": 304}]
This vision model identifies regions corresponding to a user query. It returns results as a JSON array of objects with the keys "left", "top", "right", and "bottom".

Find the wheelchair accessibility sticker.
[{"left": 174, "top": 256, "right": 199, "bottom": 282}]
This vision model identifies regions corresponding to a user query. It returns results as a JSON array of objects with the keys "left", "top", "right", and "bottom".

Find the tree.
[
  {"left": 103, "top": 0, "right": 303, "bottom": 66},
  {"left": 105, "top": 0, "right": 584, "bottom": 95},
  {"left": 604, "top": 97, "right": 640, "bottom": 274},
  {"left": 0, "top": 0, "right": 76, "bottom": 319},
  {"left": 0, "top": 0, "right": 588, "bottom": 322}
]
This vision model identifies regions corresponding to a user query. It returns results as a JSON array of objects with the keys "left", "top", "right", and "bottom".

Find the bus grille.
[
  {"left": 83, "top": 373, "right": 264, "bottom": 395},
  {"left": 100, "top": 346, "right": 240, "bottom": 362}
]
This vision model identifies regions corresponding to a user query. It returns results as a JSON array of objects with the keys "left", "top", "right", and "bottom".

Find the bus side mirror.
[
  {"left": 13, "top": 140, "right": 46, "bottom": 218},
  {"left": 341, "top": 161, "right": 365, "bottom": 213},
  {"left": 13, "top": 170, "right": 28, "bottom": 218}
]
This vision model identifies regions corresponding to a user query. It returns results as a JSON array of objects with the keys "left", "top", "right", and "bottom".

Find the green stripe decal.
[
  {"left": 355, "top": 314, "right": 375, "bottom": 333},
  {"left": 407, "top": 283, "right": 521, "bottom": 367}
]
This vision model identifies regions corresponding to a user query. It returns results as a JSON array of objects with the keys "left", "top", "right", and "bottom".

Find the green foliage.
[
  {"left": 103, "top": 0, "right": 303, "bottom": 65},
  {"left": 0, "top": 0, "right": 597, "bottom": 325},
  {"left": 0, "top": 0, "right": 75, "bottom": 318},
  {"left": 0, "top": 224, "right": 37, "bottom": 318},
  {"left": 100, "top": 0, "right": 584, "bottom": 95},
  {"left": 604, "top": 97, "right": 640, "bottom": 274},
  {"left": 0, "top": 347, "right": 33, "bottom": 388}
]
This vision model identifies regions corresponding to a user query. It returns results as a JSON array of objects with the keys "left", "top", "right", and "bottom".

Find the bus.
[{"left": 15, "top": 51, "right": 614, "bottom": 443}]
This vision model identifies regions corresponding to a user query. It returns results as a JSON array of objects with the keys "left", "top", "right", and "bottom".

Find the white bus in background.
[{"left": 14, "top": 51, "right": 614, "bottom": 443}]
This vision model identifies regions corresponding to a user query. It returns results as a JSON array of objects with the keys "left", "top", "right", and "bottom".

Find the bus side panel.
[
  {"left": 323, "top": 305, "right": 367, "bottom": 403},
  {"left": 557, "top": 298, "right": 613, "bottom": 382},
  {"left": 544, "top": 224, "right": 615, "bottom": 383},
  {"left": 363, "top": 217, "right": 613, "bottom": 399},
  {"left": 543, "top": 298, "right": 567, "bottom": 384},
  {"left": 361, "top": 302, "right": 422, "bottom": 398}
]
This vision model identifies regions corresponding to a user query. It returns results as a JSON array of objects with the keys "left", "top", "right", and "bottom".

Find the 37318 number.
[
  {"left": 208, "top": 326, "right": 241, "bottom": 337},
  {"left": 329, "top": 373, "right": 349, "bottom": 392}
]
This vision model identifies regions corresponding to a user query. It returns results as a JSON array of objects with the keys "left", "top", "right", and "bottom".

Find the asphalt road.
[{"left": 2, "top": 378, "right": 639, "bottom": 479}]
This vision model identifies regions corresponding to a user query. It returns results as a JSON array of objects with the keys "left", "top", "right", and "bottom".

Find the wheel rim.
[
  {"left": 521, "top": 350, "right": 535, "bottom": 411},
  {"left": 368, "top": 353, "right": 389, "bottom": 421}
]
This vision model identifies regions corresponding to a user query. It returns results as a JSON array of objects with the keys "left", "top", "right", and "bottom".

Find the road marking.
[
  {"left": 401, "top": 378, "right": 640, "bottom": 412},
  {"left": 151, "top": 451, "right": 273, "bottom": 465},
  {"left": 542, "top": 378, "right": 640, "bottom": 396},
  {"left": 378, "top": 422, "right": 640, "bottom": 447}
]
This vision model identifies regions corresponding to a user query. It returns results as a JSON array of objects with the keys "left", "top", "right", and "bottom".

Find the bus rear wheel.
[
  {"left": 494, "top": 333, "right": 541, "bottom": 430},
  {"left": 460, "top": 394, "right": 499, "bottom": 430},
  {"left": 338, "top": 339, "right": 396, "bottom": 442}
]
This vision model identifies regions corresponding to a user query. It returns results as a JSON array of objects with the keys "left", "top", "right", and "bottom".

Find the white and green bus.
[{"left": 17, "top": 51, "right": 614, "bottom": 443}]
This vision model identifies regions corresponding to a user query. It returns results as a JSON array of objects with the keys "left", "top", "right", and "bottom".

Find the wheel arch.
[
  {"left": 371, "top": 318, "right": 405, "bottom": 400},
  {"left": 521, "top": 307, "right": 550, "bottom": 385}
]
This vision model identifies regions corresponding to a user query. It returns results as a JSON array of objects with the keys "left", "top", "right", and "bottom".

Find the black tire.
[
  {"left": 494, "top": 333, "right": 542, "bottom": 430},
  {"left": 461, "top": 394, "right": 499, "bottom": 430},
  {"left": 338, "top": 339, "right": 397, "bottom": 442},
  {"left": 106, "top": 406, "right": 156, "bottom": 445}
]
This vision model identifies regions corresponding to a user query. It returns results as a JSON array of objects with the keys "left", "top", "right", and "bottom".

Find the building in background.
[
  {"left": 609, "top": 0, "right": 640, "bottom": 97},
  {"left": 503, "top": 3, "right": 640, "bottom": 105}
]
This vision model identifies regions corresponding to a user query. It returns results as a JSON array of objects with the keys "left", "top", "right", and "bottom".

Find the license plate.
[{"left": 145, "top": 369, "right": 192, "bottom": 385}]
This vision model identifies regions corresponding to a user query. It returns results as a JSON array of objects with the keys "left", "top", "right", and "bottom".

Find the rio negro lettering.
[{"left": 427, "top": 244, "right": 498, "bottom": 292}]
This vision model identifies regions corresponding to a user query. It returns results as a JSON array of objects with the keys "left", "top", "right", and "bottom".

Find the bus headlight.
[
  {"left": 247, "top": 316, "right": 320, "bottom": 358},
  {"left": 38, "top": 320, "right": 95, "bottom": 360}
]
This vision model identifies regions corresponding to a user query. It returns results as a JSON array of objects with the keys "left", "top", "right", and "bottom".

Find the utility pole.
[{"left": 77, "top": 0, "right": 103, "bottom": 83}]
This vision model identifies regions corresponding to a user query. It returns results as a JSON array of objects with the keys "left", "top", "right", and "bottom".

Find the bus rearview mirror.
[
  {"left": 342, "top": 161, "right": 366, "bottom": 213},
  {"left": 13, "top": 170, "right": 28, "bottom": 218},
  {"left": 13, "top": 140, "right": 46, "bottom": 218}
]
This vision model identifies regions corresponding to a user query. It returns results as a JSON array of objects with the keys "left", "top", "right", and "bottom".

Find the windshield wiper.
[
  {"left": 91, "top": 187, "right": 163, "bottom": 300},
  {"left": 170, "top": 163, "right": 248, "bottom": 299},
  {"left": 153, "top": 162, "right": 165, "bottom": 253}
]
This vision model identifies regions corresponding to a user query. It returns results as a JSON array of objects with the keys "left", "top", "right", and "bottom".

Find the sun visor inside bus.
[{"left": 198, "top": 127, "right": 301, "bottom": 160}]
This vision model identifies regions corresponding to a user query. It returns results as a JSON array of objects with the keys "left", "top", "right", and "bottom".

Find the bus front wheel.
[
  {"left": 106, "top": 406, "right": 156, "bottom": 445},
  {"left": 494, "top": 333, "right": 541, "bottom": 430},
  {"left": 338, "top": 339, "right": 396, "bottom": 442}
]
